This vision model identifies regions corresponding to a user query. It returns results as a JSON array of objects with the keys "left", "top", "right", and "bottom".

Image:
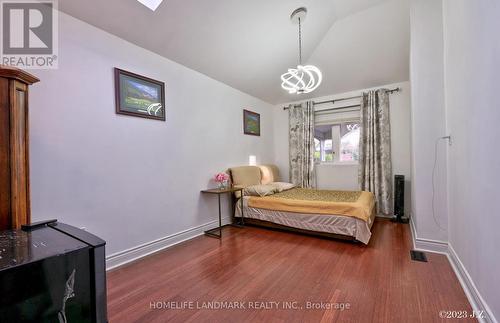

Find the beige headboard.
[
  {"left": 229, "top": 166, "right": 261, "bottom": 189},
  {"left": 228, "top": 164, "right": 281, "bottom": 189},
  {"left": 258, "top": 165, "right": 280, "bottom": 184}
]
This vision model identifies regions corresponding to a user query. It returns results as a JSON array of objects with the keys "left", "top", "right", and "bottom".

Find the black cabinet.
[{"left": 0, "top": 220, "right": 107, "bottom": 322}]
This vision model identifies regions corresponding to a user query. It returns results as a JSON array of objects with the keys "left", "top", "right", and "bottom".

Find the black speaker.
[{"left": 392, "top": 175, "right": 408, "bottom": 223}]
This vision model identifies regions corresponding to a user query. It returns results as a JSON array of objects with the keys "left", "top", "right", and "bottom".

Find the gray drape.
[
  {"left": 289, "top": 101, "right": 315, "bottom": 188},
  {"left": 359, "top": 90, "right": 393, "bottom": 215}
]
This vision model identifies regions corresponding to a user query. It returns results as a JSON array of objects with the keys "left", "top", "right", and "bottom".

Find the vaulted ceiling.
[{"left": 59, "top": 0, "right": 409, "bottom": 104}]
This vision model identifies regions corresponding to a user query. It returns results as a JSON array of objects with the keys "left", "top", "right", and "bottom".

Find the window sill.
[{"left": 315, "top": 162, "right": 359, "bottom": 167}]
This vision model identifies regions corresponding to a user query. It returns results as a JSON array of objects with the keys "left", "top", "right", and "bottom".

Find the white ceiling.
[{"left": 59, "top": 0, "right": 409, "bottom": 104}]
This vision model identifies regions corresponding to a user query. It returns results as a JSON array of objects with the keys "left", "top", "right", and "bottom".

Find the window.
[
  {"left": 314, "top": 122, "right": 360, "bottom": 164},
  {"left": 339, "top": 123, "right": 360, "bottom": 162}
]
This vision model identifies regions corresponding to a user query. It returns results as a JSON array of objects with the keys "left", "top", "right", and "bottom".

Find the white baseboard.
[
  {"left": 106, "top": 216, "right": 231, "bottom": 270},
  {"left": 414, "top": 238, "right": 449, "bottom": 254},
  {"left": 409, "top": 216, "right": 449, "bottom": 254},
  {"left": 447, "top": 245, "right": 497, "bottom": 323},
  {"left": 409, "top": 217, "right": 497, "bottom": 323}
]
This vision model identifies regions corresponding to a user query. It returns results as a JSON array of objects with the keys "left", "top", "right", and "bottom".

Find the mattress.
[
  {"left": 247, "top": 188, "right": 375, "bottom": 222},
  {"left": 235, "top": 197, "right": 375, "bottom": 244}
]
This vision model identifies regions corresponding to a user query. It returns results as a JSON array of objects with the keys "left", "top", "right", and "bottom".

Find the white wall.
[
  {"left": 443, "top": 0, "right": 500, "bottom": 320},
  {"left": 28, "top": 13, "right": 275, "bottom": 256},
  {"left": 273, "top": 81, "right": 412, "bottom": 215},
  {"left": 409, "top": 0, "right": 448, "bottom": 242}
]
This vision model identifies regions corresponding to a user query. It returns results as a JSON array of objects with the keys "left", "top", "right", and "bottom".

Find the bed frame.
[
  {"left": 227, "top": 165, "right": 364, "bottom": 243},
  {"left": 239, "top": 217, "right": 359, "bottom": 242}
]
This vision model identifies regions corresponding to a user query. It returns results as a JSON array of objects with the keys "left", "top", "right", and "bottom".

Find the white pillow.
[
  {"left": 243, "top": 184, "right": 277, "bottom": 197},
  {"left": 270, "top": 182, "right": 296, "bottom": 192}
]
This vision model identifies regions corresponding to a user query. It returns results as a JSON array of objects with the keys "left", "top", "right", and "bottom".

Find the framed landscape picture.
[
  {"left": 115, "top": 68, "right": 165, "bottom": 121},
  {"left": 243, "top": 109, "right": 260, "bottom": 136}
]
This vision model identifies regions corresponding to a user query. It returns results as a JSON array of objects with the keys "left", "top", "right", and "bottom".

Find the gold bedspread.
[{"left": 248, "top": 188, "right": 375, "bottom": 222}]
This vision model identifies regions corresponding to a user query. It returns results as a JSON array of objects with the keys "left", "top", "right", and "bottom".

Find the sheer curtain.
[
  {"left": 288, "top": 101, "right": 315, "bottom": 188},
  {"left": 359, "top": 90, "right": 393, "bottom": 215}
]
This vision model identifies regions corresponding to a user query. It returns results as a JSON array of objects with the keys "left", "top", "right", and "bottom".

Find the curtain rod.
[{"left": 282, "top": 87, "right": 401, "bottom": 110}]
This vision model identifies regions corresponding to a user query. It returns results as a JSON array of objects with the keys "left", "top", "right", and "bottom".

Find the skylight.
[{"left": 136, "top": 0, "right": 164, "bottom": 11}]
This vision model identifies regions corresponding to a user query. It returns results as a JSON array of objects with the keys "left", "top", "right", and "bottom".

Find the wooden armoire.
[{"left": 0, "top": 66, "right": 39, "bottom": 231}]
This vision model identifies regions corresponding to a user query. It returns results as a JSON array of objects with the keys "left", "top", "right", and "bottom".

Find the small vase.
[{"left": 217, "top": 181, "right": 226, "bottom": 190}]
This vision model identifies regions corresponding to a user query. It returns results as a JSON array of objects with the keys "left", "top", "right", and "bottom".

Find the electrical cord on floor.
[{"left": 431, "top": 136, "right": 450, "bottom": 231}]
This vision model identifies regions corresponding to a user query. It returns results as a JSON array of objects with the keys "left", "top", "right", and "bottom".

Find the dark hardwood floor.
[{"left": 107, "top": 219, "right": 475, "bottom": 322}]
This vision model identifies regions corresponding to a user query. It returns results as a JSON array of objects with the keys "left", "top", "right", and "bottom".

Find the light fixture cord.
[{"left": 298, "top": 17, "right": 302, "bottom": 65}]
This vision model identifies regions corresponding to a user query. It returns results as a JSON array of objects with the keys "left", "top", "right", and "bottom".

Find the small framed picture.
[
  {"left": 243, "top": 109, "right": 260, "bottom": 136},
  {"left": 115, "top": 68, "right": 166, "bottom": 121}
]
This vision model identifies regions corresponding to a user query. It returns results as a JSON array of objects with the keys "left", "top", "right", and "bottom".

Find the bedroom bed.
[{"left": 229, "top": 165, "right": 376, "bottom": 244}]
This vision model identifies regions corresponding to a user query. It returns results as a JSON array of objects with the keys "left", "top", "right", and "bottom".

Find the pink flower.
[{"left": 214, "top": 172, "right": 229, "bottom": 183}]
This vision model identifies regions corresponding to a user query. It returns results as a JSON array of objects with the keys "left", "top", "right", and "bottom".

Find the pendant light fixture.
[{"left": 281, "top": 7, "right": 322, "bottom": 94}]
